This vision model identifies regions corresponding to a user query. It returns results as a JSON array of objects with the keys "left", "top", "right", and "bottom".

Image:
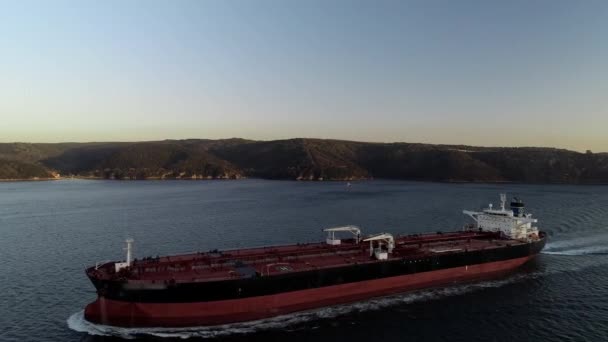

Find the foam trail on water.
[
  {"left": 544, "top": 233, "right": 608, "bottom": 249},
  {"left": 543, "top": 233, "right": 608, "bottom": 256},
  {"left": 68, "top": 308, "right": 335, "bottom": 339},
  {"left": 543, "top": 246, "right": 608, "bottom": 256}
]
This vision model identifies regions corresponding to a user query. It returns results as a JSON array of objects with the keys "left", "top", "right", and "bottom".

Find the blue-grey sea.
[{"left": 1, "top": 179, "right": 607, "bottom": 342}]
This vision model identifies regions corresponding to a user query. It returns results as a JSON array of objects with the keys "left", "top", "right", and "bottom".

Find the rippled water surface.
[{"left": 1, "top": 179, "right": 608, "bottom": 341}]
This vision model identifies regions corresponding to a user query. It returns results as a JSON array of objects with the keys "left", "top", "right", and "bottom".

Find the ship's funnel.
[{"left": 510, "top": 198, "right": 525, "bottom": 217}]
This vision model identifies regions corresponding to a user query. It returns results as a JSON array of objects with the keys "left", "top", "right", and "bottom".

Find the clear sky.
[{"left": 1, "top": 0, "right": 607, "bottom": 151}]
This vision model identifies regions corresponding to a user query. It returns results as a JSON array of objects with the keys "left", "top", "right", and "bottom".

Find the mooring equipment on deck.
[
  {"left": 323, "top": 225, "right": 362, "bottom": 245},
  {"left": 363, "top": 233, "right": 395, "bottom": 260}
]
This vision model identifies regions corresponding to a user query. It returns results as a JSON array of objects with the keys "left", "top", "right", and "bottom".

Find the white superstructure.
[{"left": 463, "top": 194, "right": 540, "bottom": 241}]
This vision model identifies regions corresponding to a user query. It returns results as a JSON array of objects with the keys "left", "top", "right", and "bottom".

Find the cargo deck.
[{"left": 89, "top": 230, "right": 522, "bottom": 283}]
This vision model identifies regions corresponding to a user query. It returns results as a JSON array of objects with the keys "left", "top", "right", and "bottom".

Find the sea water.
[{"left": 1, "top": 179, "right": 607, "bottom": 341}]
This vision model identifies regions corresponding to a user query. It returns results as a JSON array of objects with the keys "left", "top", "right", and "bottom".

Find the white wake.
[
  {"left": 543, "top": 246, "right": 608, "bottom": 256},
  {"left": 543, "top": 233, "right": 608, "bottom": 256}
]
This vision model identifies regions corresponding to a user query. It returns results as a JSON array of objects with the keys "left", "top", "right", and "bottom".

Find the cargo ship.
[{"left": 84, "top": 194, "right": 546, "bottom": 327}]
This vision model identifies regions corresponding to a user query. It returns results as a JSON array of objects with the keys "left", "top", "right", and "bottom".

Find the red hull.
[{"left": 85, "top": 255, "right": 534, "bottom": 327}]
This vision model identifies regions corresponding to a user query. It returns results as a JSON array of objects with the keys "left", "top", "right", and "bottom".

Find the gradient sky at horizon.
[{"left": 1, "top": 0, "right": 607, "bottom": 151}]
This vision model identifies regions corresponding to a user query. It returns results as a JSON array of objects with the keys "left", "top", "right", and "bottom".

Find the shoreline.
[
  {"left": 2, "top": 177, "right": 608, "bottom": 186},
  {"left": 0, "top": 177, "right": 60, "bottom": 182}
]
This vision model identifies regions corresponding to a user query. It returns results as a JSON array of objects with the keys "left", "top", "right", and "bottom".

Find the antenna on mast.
[
  {"left": 114, "top": 238, "right": 135, "bottom": 272},
  {"left": 124, "top": 238, "right": 134, "bottom": 267},
  {"left": 500, "top": 193, "right": 507, "bottom": 211}
]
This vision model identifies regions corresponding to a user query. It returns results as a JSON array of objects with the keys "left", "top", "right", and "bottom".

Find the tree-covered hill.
[{"left": 1, "top": 139, "right": 607, "bottom": 183}]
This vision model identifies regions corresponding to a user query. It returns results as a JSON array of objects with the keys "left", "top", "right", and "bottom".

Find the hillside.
[
  {"left": 0, "top": 139, "right": 607, "bottom": 183},
  {"left": 0, "top": 159, "right": 54, "bottom": 180}
]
